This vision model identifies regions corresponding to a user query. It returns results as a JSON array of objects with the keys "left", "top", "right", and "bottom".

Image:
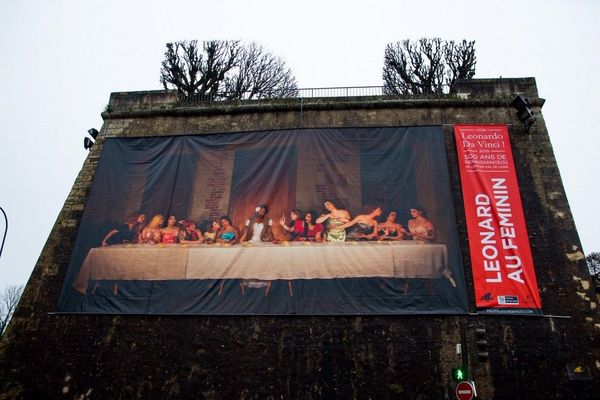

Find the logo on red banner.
[{"left": 454, "top": 125, "right": 542, "bottom": 313}]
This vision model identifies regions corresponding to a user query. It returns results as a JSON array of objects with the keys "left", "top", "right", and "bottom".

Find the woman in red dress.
[
  {"left": 160, "top": 215, "right": 180, "bottom": 244},
  {"left": 301, "top": 211, "right": 324, "bottom": 242},
  {"left": 279, "top": 209, "right": 305, "bottom": 240}
]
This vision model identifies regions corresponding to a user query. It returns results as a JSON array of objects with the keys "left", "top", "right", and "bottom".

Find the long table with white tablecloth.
[{"left": 73, "top": 241, "right": 453, "bottom": 294}]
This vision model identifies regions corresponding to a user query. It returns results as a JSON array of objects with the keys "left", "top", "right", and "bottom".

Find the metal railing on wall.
[{"left": 177, "top": 85, "right": 453, "bottom": 105}]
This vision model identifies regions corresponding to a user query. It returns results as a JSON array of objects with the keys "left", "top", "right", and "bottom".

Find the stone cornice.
[{"left": 102, "top": 96, "right": 545, "bottom": 120}]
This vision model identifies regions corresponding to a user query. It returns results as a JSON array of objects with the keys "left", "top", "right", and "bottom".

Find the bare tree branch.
[
  {"left": 383, "top": 38, "right": 476, "bottom": 95},
  {"left": 0, "top": 284, "right": 23, "bottom": 337}
]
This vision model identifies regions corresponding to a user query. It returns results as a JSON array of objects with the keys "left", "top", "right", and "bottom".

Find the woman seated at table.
[
  {"left": 139, "top": 214, "right": 164, "bottom": 244},
  {"left": 338, "top": 205, "right": 382, "bottom": 241},
  {"left": 161, "top": 215, "right": 180, "bottom": 244},
  {"left": 178, "top": 220, "right": 203, "bottom": 244},
  {"left": 217, "top": 215, "right": 239, "bottom": 244},
  {"left": 377, "top": 211, "right": 407, "bottom": 241},
  {"left": 407, "top": 205, "right": 435, "bottom": 242},
  {"left": 300, "top": 210, "right": 325, "bottom": 242},
  {"left": 316, "top": 200, "right": 351, "bottom": 242},
  {"left": 101, "top": 212, "right": 146, "bottom": 246},
  {"left": 203, "top": 220, "right": 220, "bottom": 244},
  {"left": 279, "top": 209, "right": 304, "bottom": 241}
]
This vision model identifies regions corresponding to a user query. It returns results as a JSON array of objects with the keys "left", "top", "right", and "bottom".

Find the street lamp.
[{"left": 0, "top": 206, "right": 7, "bottom": 260}]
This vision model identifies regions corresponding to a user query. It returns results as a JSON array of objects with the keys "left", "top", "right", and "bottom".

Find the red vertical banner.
[{"left": 454, "top": 125, "right": 542, "bottom": 314}]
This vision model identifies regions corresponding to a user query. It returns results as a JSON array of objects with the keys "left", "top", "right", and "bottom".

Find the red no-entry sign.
[{"left": 455, "top": 381, "right": 475, "bottom": 400}]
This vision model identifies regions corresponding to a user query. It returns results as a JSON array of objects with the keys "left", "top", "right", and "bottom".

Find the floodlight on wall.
[
  {"left": 84, "top": 137, "right": 94, "bottom": 150},
  {"left": 84, "top": 128, "right": 99, "bottom": 150},
  {"left": 510, "top": 94, "right": 536, "bottom": 133},
  {"left": 88, "top": 128, "right": 99, "bottom": 140}
]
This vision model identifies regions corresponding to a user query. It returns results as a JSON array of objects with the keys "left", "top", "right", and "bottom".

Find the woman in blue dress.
[{"left": 216, "top": 215, "right": 239, "bottom": 244}]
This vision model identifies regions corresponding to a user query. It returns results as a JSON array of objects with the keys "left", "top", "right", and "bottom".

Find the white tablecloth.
[{"left": 73, "top": 241, "right": 450, "bottom": 294}]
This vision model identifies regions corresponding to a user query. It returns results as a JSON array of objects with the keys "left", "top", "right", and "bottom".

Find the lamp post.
[{"left": 0, "top": 206, "right": 7, "bottom": 260}]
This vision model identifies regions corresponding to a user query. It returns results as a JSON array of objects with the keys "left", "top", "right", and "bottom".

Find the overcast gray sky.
[{"left": 1, "top": 0, "right": 599, "bottom": 287}]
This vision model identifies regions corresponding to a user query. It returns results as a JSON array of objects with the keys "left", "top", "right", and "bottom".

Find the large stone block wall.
[{"left": 1, "top": 79, "right": 599, "bottom": 399}]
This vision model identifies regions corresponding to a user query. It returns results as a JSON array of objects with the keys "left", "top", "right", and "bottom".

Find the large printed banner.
[
  {"left": 454, "top": 125, "right": 542, "bottom": 314},
  {"left": 58, "top": 127, "right": 468, "bottom": 315}
]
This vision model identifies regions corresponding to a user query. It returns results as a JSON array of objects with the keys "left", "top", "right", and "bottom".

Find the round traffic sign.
[{"left": 455, "top": 381, "right": 474, "bottom": 400}]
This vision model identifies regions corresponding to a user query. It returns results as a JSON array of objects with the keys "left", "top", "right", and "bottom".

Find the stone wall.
[{"left": 1, "top": 78, "right": 599, "bottom": 399}]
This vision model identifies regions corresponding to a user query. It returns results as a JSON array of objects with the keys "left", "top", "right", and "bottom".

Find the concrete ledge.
[{"left": 102, "top": 78, "right": 542, "bottom": 119}]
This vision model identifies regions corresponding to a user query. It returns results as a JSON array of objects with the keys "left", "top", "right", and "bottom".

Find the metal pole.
[
  {"left": 460, "top": 321, "right": 469, "bottom": 379},
  {"left": 0, "top": 206, "right": 7, "bottom": 260},
  {"left": 299, "top": 97, "right": 304, "bottom": 128}
]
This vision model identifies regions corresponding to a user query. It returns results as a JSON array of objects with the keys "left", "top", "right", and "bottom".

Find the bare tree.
[
  {"left": 160, "top": 40, "right": 297, "bottom": 100},
  {"left": 586, "top": 252, "right": 600, "bottom": 288},
  {"left": 444, "top": 40, "right": 476, "bottom": 85},
  {"left": 0, "top": 284, "right": 23, "bottom": 337},
  {"left": 383, "top": 38, "right": 476, "bottom": 95},
  {"left": 223, "top": 43, "right": 297, "bottom": 100},
  {"left": 160, "top": 40, "right": 242, "bottom": 98}
]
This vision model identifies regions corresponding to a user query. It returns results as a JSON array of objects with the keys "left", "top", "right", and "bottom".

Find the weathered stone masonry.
[{"left": 1, "top": 78, "right": 599, "bottom": 399}]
